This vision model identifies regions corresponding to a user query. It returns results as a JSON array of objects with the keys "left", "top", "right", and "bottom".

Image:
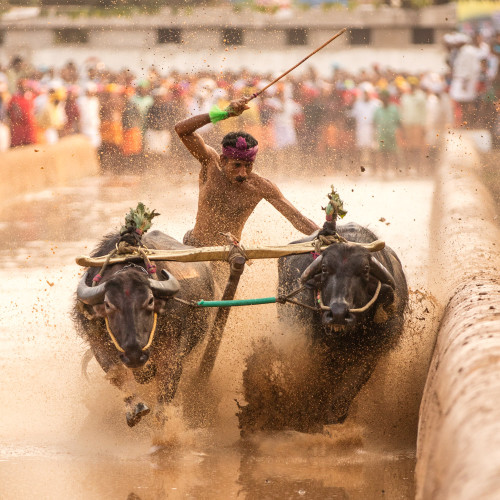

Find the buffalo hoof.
[{"left": 126, "top": 402, "right": 150, "bottom": 427}]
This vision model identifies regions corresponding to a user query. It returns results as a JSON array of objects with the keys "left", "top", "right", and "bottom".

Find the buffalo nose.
[
  {"left": 120, "top": 351, "right": 149, "bottom": 368},
  {"left": 324, "top": 302, "right": 350, "bottom": 325}
]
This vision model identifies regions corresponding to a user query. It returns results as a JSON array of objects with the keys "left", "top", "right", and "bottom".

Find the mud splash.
[
  {"left": 237, "top": 288, "right": 439, "bottom": 435},
  {"left": 0, "top": 168, "right": 438, "bottom": 499}
]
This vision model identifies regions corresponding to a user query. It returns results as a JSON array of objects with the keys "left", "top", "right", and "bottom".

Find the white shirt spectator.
[
  {"left": 78, "top": 83, "right": 101, "bottom": 148},
  {"left": 350, "top": 92, "right": 381, "bottom": 149}
]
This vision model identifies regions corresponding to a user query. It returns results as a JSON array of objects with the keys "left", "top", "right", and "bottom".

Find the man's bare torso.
[
  {"left": 191, "top": 157, "right": 265, "bottom": 246},
  {"left": 175, "top": 99, "right": 319, "bottom": 248}
]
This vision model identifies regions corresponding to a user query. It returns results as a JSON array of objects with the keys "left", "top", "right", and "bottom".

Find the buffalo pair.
[{"left": 73, "top": 222, "right": 407, "bottom": 431}]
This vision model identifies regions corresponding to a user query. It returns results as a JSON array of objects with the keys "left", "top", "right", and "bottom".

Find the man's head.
[{"left": 220, "top": 132, "right": 258, "bottom": 184}]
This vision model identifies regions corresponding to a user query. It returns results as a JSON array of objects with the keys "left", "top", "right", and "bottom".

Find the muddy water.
[{"left": 0, "top": 167, "right": 438, "bottom": 499}]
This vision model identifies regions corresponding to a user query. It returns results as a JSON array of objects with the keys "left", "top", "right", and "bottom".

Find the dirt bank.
[
  {"left": 416, "top": 136, "right": 500, "bottom": 499},
  {"left": 0, "top": 135, "right": 98, "bottom": 206}
]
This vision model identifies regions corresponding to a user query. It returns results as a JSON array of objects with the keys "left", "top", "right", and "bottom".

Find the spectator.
[
  {"left": 267, "top": 83, "right": 301, "bottom": 150},
  {"left": 63, "top": 86, "right": 81, "bottom": 136},
  {"left": 36, "top": 87, "right": 67, "bottom": 144},
  {"left": 7, "top": 79, "right": 37, "bottom": 147},
  {"left": 373, "top": 90, "right": 401, "bottom": 175},
  {"left": 144, "top": 86, "right": 171, "bottom": 157},
  {"left": 449, "top": 33, "right": 481, "bottom": 125},
  {"left": 99, "top": 83, "right": 124, "bottom": 169},
  {"left": 400, "top": 78, "right": 427, "bottom": 174},
  {"left": 6, "top": 56, "right": 25, "bottom": 95},
  {"left": 130, "top": 79, "right": 153, "bottom": 132},
  {"left": 122, "top": 87, "right": 143, "bottom": 160},
  {"left": 349, "top": 83, "right": 380, "bottom": 170},
  {"left": 78, "top": 82, "right": 101, "bottom": 148}
]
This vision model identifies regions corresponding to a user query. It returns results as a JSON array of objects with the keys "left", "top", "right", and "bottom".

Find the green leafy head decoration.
[
  {"left": 121, "top": 202, "right": 160, "bottom": 235},
  {"left": 324, "top": 185, "right": 347, "bottom": 222}
]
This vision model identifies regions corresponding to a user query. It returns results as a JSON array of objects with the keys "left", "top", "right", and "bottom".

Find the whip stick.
[{"left": 250, "top": 27, "right": 347, "bottom": 100}]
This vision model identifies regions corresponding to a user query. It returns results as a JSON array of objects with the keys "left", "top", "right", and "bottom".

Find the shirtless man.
[{"left": 175, "top": 97, "right": 319, "bottom": 249}]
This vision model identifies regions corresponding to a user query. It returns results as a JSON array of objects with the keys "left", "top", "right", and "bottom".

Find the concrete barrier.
[
  {"left": 0, "top": 135, "right": 99, "bottom": 205},
  {"left": 416, "top": 136, "right": 500, "bottom": 499}
]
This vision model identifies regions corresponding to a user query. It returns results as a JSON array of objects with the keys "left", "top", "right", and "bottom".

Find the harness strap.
[
  {"left": 350, "top": 281, "right": 382, "bottom": 313},
  {"left": 104, "top": 313, "right": 158, "bottom": 354},
  {"left": 317, "top": 280, "right": 382, "bottom": 312}
]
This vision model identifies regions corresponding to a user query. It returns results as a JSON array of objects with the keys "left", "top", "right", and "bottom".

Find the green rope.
[{"left": 196, "top": 297, "right": 277, "bottom": 307}]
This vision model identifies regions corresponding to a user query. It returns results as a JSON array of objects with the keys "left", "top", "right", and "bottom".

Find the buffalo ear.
[
  {"left": 92, "top": 303, "right": 106, "bottom": 318},
  {"left": 154, "top": 298, "right": 168, "bottom": 315}
]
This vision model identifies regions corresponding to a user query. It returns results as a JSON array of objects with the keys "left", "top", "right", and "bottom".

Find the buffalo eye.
[
  {"left": 104, "top": 300, "right": 113, "bottom": 311},
  {"left": 145, "top": 296, "right": 155, "bottom": 310},
  {"left": 362, "top": 265, "right": 370, "bottom": 281}
]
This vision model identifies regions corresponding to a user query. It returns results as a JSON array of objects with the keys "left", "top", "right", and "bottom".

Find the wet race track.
[{"left": 0, "top": 164, "right": 439, "bottom": 499}]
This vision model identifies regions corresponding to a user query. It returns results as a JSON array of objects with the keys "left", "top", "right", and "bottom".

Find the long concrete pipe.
[{"left": 416, "top": 135, "right": 500, "bottom": 499}]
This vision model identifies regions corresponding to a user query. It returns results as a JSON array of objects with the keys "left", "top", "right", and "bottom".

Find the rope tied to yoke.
[
  {"left": 92, "top": 203, "right": 160, "bottom": 286},
  {"left": 312, "top": 185, "right": 348, "bottom": 256},
  {"left": 313, "top": 232, "right": 348, "bottom": 255}
]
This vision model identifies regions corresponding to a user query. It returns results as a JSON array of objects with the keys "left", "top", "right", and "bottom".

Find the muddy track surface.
[{"left": 0, "top": 165, "right": 438, "bottom": 499}]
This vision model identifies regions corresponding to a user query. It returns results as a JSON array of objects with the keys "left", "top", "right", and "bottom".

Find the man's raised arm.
[
  {"left": 175, "top": 97, "right": 251, "bottom": 164},
  {"left": 174, "top": 113, "right": 216, "bottom": 164}
]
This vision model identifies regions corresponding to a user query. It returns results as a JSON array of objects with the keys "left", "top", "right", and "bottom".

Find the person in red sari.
[
  {"left": 63, "top": 85, "right": 81, "bottom": 137},
  {"left": 8, "top": 79, "right": 37, "bottom": 147}
]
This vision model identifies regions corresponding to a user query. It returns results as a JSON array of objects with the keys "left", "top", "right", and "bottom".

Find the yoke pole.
[{"left": 196, "top": 254, "right": 246, "bottom": 383}]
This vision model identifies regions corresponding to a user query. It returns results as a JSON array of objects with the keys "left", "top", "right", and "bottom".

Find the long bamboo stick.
[
  {"left": 75, "top": 240, "right": 385, "bottom": 267},
  {"left": 249, "top": 27, "right": 347, "bottom": 101}
]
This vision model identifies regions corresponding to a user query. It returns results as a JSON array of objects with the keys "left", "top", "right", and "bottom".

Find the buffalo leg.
[
  {"left": 325, "top": 351, "right": 380, "bottom": 424},
  {"left": 154, "top": 361, "right": 183, "bottom": 425},
  {"left": 104, "top": 363, "right": 150, "bottom": 427}
]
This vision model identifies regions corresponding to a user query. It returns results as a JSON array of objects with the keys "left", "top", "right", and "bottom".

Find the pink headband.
[{"left": 222, "top": 136, "right": 258, "bottom": 162}]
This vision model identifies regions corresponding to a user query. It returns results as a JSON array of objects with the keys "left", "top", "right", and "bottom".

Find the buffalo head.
[
  {"left": 300, "top": 243, "right": 395, "bottom": 332},
  {"left": 77, "top": 266, "right": 179, "bottom": 368}
]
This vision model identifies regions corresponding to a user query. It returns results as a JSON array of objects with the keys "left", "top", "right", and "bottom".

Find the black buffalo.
[
  {"left": 238, "top": 222, "right": 408, "bottom": 433},
  {"left": 73, "top": 230, "right": 215, "bottom": 427}
]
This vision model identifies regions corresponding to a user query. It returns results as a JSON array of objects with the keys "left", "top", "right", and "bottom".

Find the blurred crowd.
[{"left": 1, "top": 30, "right": 499, "bottom": 175}]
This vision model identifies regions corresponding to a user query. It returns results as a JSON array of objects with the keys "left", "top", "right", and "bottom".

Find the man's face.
[{"left": 221, "top": 156, "right": 254, "bottom": 184}]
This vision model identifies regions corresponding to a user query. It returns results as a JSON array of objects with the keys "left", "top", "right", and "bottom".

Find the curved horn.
[
  {"left": 77, "top": 271, "right": 106, "bottom": 305},
  {"left": 300, "top": 255, "right": 323, "bottom": 283},
  {"left": 357, "top": 239, "right": 385, "bottom": 252},
  {"left": 149, "top": 270, "right": 180, "bottom": 297},
  {"left": 369, "top": 256, "right": 395, "bottom": 289}
]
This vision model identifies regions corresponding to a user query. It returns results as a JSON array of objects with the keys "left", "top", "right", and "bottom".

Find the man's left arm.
[{"left": 262, "top": 180, "right": 320, "bottom": 235}]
